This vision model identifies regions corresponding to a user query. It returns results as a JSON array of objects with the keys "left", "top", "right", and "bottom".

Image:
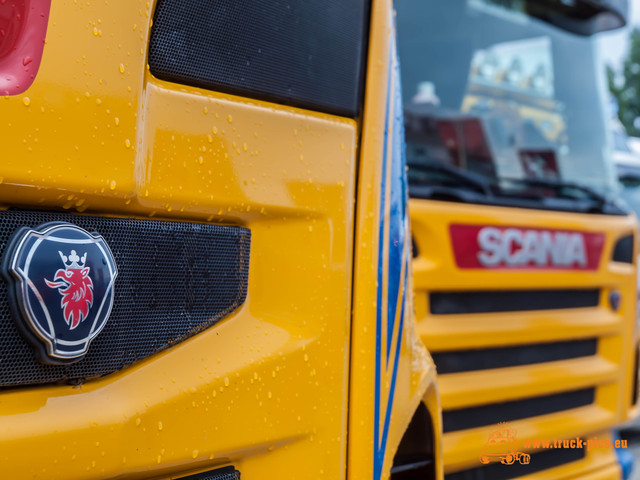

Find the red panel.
[
  {"left": 450, "top": 223, "right": 605, "bottom": 270},
  {"left": 0, "top": 0, "right": 51, "bottom": 96}
]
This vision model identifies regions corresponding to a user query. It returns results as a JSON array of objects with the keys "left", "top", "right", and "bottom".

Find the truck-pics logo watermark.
[
  {"left": 479, "top": 423, "right": 629, "bottom": 466},
  {"left": 479, "top": 423, "right": 530, "bottom": 465}
]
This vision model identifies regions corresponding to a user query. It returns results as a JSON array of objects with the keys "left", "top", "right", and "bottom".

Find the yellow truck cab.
[
  {"left": 396, "top": 0, "right": 638, "bottom": 479},
  {"left": 0, "top": 0, "right": 440, "bottom": 479}
]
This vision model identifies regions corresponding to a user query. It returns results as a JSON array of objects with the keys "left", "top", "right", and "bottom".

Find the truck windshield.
[{"left": 396, "top": 0, "right": 620, "bottom": 214}]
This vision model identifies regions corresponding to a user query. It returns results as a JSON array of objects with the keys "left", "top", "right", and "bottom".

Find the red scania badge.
[{"left": 449, "top": 224, "right": 605, "bottom": 270}]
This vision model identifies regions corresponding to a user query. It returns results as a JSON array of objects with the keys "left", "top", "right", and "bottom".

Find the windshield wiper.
[
  {"left": 499, "top": 177, "right": 607, "bottom": 207},
  {"left": 407, "top": 162, "right": 626, "bottom": 215},
  {"left": 407, "top": 161, "right": 494, "bottom": 197}
]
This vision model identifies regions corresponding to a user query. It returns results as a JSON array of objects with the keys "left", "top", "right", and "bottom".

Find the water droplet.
[
  {"left": 212, "top": 126, "right": 218, "bottom": 134},
  {"left": 157, "top": 421, "right": 163, "bottom": 431},
  {"left": 22, "top": 56, "right": 32, "bottom": 66},
  {"left": 135, "top": 418, "right": 141, "bottom": 426},
  {"left": 124, "top": 138, "right": 131, "bottom": 148},
  {"left": 93, "top": 27, "right": 98, "bottom": 36},
  {"left": 22, "top": 97, "right": 30, "bottom": 106},
  {"left": 192, "top": 450, "right": 199, "bottom": 459},
  {"left": 224, "top": 377, "right": 230, "bottom": 386},
  {"left": 203, "top": 106, "right": 208, "bottom": 114},
  {"left": 119, "top": 63, "right": 125, "bottom": 73},
  {"left": 227, "top": 114, "right": 233, "bottom": 123},
  {"left": 109, "top": 180, "right": 116, "bottom": 190},
  {"left": 114, "top": 117, "right": 120, "bottom": 126}
]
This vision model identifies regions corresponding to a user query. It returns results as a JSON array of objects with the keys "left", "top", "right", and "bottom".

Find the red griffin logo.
[{"left": 45, "top": 250, "right": 94, "bottom": 329}]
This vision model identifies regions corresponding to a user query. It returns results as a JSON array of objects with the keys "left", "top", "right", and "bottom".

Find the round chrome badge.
[{"left": 2, "top": 223, "right": 117, "bottom": 364}]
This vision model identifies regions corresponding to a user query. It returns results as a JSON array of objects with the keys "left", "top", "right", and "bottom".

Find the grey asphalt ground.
[
  {"left": 620, "top": 419, "right": 640, "bottom": 480},
  {"left": 630, "top": 443, "right": 640, "bottom": 480}
]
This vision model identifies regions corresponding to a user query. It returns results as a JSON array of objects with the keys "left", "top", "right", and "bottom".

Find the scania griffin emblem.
[{"left": 2, "top": 223, "right": 117, "bottom": 364}]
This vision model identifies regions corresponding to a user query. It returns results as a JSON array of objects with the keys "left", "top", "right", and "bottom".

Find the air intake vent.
[
  {"left": 0, "top": 210, "right": 250, "bottom": 388},
  {"left": 443, "top": 388, "right": 594, "bottom": 433},
  {"left": 432, "top": 339, "right": 597, "bottom": 374},
  {"left": 430, "top": 289, "right": 599, "bottom": 315},
  {"left": 148, "top": 0, "right": 370, "bottom": 117}
]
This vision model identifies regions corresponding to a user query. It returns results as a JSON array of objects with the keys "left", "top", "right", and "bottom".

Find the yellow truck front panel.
[
  {"left": 411, "top": 199, "right": 637, "bottom": 478},
  {"left": 2, "top": 1, "right": 356, "bottom": 479},
  {"left": 347, "top": 2, "right": 441, "bottom": 479},
  {"left": 0, "top": 0, "right": 442, "bottom": 479}
]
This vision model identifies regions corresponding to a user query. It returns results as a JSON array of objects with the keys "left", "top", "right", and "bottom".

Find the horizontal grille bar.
[
  {"left": 445, "top": 447, "right": 586, "bottom": 480},
  {"left": 0, "top": 210, "right": 250, "bottom": 388},
  {"left": 430, "top": 289, "right": 600, "bottom": 315},
  {"left": 432, "top": 339, "right": 597, "bottom": 374},
  {"left": 443, "top": 388, "right": 594, "bottom": 433}
]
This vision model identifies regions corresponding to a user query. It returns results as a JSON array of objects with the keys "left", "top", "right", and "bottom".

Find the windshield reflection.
[{"left": 396, "top": 0, "right": 617, "bottom": 211}]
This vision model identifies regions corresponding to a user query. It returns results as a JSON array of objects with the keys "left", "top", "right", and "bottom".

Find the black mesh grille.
[
  {"left": 432, "top": 339, "right": 597, "bottom": 374},
  {"left": 148, "top": 0, "right": 369, "bottom": 117},
  {"left": 443, "top": 388, "right": 594, "bottom": 433},
  {"left": 430, "top": 289, "right": 599, "bottom": 315},
  {"left": 445, "top": 447, "right": 586, "bottom": 480},
  {"left": 178, "top": 466, "right": 240, "bottom": 480},
  {"left": 0, "top": 210, "right": 250, "bottom": 388}
]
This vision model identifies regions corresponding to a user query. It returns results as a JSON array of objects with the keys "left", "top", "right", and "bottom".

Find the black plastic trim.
[
  {"left": 430, "top": 289, "right": 600, "bottom": 315},
  {"left": 177, "top": 466, "right": 240, "bottom": 480},
  {"left": 432, "top": 339, "right": 597, "bottom": 374},
  {"left": 613, "top": 234, "right": 634, "bottom": 263},
  {"left": 442, "top": 388, "right": 595, "bottom": 433}
]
